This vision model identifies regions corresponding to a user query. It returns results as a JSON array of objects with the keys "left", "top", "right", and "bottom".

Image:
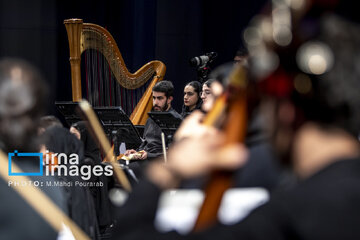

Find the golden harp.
[{"left": 64, "top": 18, "right": 166, "bottom": 125}]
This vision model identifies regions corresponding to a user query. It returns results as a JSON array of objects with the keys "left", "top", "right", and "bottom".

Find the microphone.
[{"left": 189, "top": 52, "right": 218, "bottom": 68}]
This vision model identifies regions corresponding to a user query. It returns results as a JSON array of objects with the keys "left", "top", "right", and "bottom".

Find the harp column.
[{"left": 64, "top": 18, "right": 83, "bottom": 102}]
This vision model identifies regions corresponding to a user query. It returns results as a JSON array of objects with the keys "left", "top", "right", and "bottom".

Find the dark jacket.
[{"left": 138, "top": 108, "right": 181, "bottom": 160}]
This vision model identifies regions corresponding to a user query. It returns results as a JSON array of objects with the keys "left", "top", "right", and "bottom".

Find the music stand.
[
  {"left": 93, "top": 106, "right": 143, "bottom": 156},
  {"left": 55, "top": 101, "right": 82, "bottom": 127},
  {"left": 147, "top": 111, "right": 182, "bottom": 146}
]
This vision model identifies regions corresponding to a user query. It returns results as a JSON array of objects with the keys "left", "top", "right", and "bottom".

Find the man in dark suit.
[{"left": 125, "top": 80, "right": 181, "bottom": 161}]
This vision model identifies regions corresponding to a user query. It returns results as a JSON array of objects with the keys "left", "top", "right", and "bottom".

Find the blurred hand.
[
  {"left": 125, "top": 149, "right": 136, "bottom": 156},
  {"left": 168, "top": 128, "right": 248, "bottom": 179},
  {"left": 148, "top": 129, "right": 248, "bottom": 189},
  {"left": 139, "top": 150, "right": 147, "bottom": 160},
  {"left": 133, "top": 150, "right": 147, "bottom": 160}
]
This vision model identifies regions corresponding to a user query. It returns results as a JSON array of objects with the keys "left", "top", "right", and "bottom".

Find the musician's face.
[
  {"left": 201, "top": 81, "right": 223, "bottom": 113},
  {"left": 184, "top": 85, "right": 199, "bottom": 110},
  {"left": 152, "top": 91, "right": 172, "bottom": 112},
  {"left": 201, "top": 84, "right": 213, "bottom": 112}
]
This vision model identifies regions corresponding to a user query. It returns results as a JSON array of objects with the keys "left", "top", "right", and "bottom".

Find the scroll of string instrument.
[{"left": 193, "top": 64, "right": 249, "bottom": 231}]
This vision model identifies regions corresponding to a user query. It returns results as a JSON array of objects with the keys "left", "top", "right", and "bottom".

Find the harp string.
[{"left": 82, "top": 46, "right": 152, "bottom": 115}]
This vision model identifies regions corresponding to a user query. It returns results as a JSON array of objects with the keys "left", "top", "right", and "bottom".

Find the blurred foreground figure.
[
  {"left": 0, "top": 59, "right": 64, "bottom": 240},
  {"left": 112, "top": 1, "right": 360, "bottom": 239}
]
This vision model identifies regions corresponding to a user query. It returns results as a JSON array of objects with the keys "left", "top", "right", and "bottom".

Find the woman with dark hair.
[{"left": 181, "top": 81, "right": 202, "bottom": 118}]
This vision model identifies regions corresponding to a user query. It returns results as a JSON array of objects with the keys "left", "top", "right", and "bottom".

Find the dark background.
[{"left": 0, "top": 0, "right": 265, "bottom": 119}]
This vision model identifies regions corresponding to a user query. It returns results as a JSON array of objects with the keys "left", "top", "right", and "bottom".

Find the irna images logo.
[{"left": 8, "top": 150, "right": 113, "bottom": 180}]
